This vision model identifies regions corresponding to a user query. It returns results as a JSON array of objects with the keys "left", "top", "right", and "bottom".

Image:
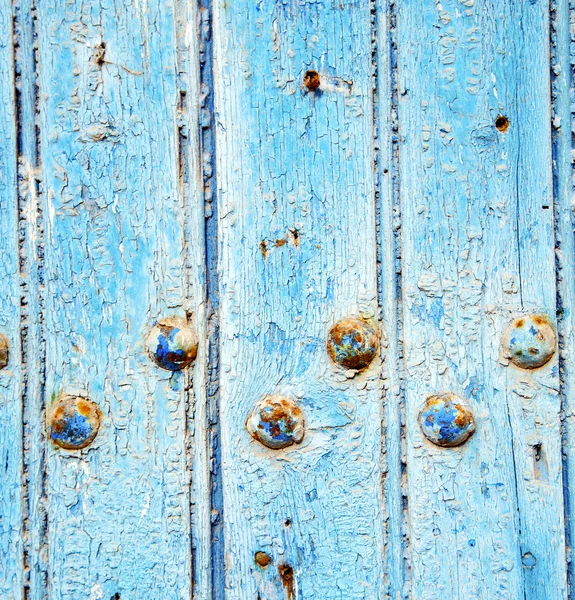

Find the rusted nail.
[
  {"left": 303, "top": 70, "right": 320, "bottom": 91},
  {"left": 48, "top": 395, "right": 101, "bottom": 450},
  {"left": 327, "top": 316, "right": 379, "bottom": 370},
  {"left": 0, "top": 333, "right": 8, "bottom": 369},
  {"left": 254, "top": 551, "right": 272, "bottom": 568},
  {"left": 246, "top": 395, "right": 305, "bottom": 450},
  {"left": 501, "top": 314, "right": 556, "bottom": 369},
  {"left": 495, "top": 114, "right": 510, "bottom": 132},
  {"left": 419, "top": 392, "right": 476, "bottom": 448},
  {"left": 145, "top": 316, "right": 198, "bottom": 371}
]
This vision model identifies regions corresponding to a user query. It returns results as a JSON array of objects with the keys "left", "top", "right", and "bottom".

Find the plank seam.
[
  {"left": 373, "top": 0, "right": 410, "bottom": 597},
  {"left": 198, "top": 0, "right": 225, "bottom": 597},
  {"left": 387, "top": 2, "right": 411, "bottom": 595}
]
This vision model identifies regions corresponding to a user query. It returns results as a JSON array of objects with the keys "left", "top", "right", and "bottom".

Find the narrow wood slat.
[
  {"left": 375, "top": 1, "right": 405, "bottom": 597},
  {"left": 398, "top": 0, "right": 567, "bottom": 598},
  {"left": 0, "top": 0, "right": 23, "bottom": 596},
  {"left": 35, "top": 1, "right": 205, "bottom": 597},
  {"left": 213, "top": 1, "right": 387, "bottom": 597},
  {"left": 553, "top": 0, "right": 575, "bottom": 594}
]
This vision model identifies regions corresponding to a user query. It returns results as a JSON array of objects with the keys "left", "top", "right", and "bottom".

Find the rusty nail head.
[
  {"left": 501, "top": 314, "right": 556, "bottom": 369},
  {"left": 146, "top": 316, "right": 198, "bottom": 371},
  {"left": 419, "top": 392, "right": 476, "bottom": 448},
  {"left": 246, "top": 395, "right": 305, "bottom": 450},
  {"left": 304, "top": 70, "right": 320, "bottom": 91},
  {"left": 0, "top": 333, "right": 8, "bottom": 369},
  {"left": 254, "top": 551, "right": 272, "bottom": 568},
  {"left": 48, "top": 395, "right": 101, "bottom": 450},
  {"left": 327, "top": 317, "right": 379, "bottom": 371}
]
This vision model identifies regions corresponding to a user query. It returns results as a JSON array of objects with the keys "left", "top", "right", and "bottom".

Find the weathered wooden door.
[{"left": 2, "top": 0, "right": 575, "bottom": 598}]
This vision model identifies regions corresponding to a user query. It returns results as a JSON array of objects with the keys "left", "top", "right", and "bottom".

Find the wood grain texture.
[
  {"left": 213, "top": 1, "right": 387, "bottom": 597},
  {"left": 0, "top": 0, "right": 23, "bottom": 597},
  {"left": 397, "top": 0, "right": 567, "bottom": 598},
  {"left": 35, "top": 1, "right": 205, "bottom": 597}
]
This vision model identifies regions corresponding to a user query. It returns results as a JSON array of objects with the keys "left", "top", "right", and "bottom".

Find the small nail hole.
[
  {"left": 284, "top": 519, "right": 291, "bottom": 527},
  {"left": 303, "top": 70, "right": 320, "bottom": 91},
  {"left": 522, "top": 552, "right": 536, "bottom": 568},
  {"left": 110, "top": 594, "right": 121, "bottom": 600},
  {"left": 495, "top": 115, "right": 510, "bottom": 132}
]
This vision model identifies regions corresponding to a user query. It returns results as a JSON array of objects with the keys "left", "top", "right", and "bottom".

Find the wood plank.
[
  {"left": 14, "top": 0, "right": 50, "bottom": 595},
  {"left": 397, "top": 0, "right": 567, "bottom": 598},
  {"left": 0, "top": 0, "right": 23, "bottom": 596},
  {"left": 35, "top": 1, "right": 205, "bottom": 597},
  {"left": 213, "top": 2, "right": 387, "bottom": 598}
]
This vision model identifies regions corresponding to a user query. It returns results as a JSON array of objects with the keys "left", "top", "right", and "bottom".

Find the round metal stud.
[
  {"left": 246, "top": 395, "right": 305, "bottom": 450},
  {"left": 145, "top": 317, "right": 198, "bottom": 371},
  {"left": 418, "top": 392, "right": 476, "bottom": 448},
  {"left": 48, "top": 395, "right": 101, "bottom": 450},
  {"left": 501, "top": 314, "right": 556, "bottom": 369},
  {"left": 0, "top": 333, "right": 8, "bottom": 370},
  {"left": 327, "top": 317, "right": 379, "bottom": 370}
]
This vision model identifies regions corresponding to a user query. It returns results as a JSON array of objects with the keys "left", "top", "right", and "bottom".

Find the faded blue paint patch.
[
  {"left": 246, "top": 395, "right": 305, "bottom": 450},
  {"left": 465, "top": 376, "right": 483, "bottom": 401},
  {"left": 327, "top": 317, "right": 379, "bottom": 370},
  {"left": 429, "top": 298, "right": 444, "bottom": 328},
  {"left": 418, "top": 393, "right": 476, "bottom": 448},
  {"left": 146, "top": 317, "right": 198, "bottom": 371},
  {"left": 502, "top": 314, "right": 556, "bottom": 369},
  {"left": 48, "top": 395, "right": 101, "bottom": 450}
]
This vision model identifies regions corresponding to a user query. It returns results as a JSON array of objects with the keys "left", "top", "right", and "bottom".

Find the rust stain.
[{"left": 278, "top": 564, "right": 294, "bottom": 600}]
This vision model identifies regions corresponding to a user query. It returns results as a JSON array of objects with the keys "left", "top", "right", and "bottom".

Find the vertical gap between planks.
[
  {"left": 198, "top": 0, "right": 225, "bottom": 597},
  {"left": 373, "top": 0, "right": 409, "bottom": 597},
  {"left": 552, "top": 0, "right": 575, "bottom": 596},
  {"left": 11, "top": 0, "right": 47, "bottom": 597}
]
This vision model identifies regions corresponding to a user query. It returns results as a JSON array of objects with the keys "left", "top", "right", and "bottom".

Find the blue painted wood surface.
[
  {"left": 213, "top": 1, "right": 387, "bottom": 597},
  {"left": 397, "top": 1, "right": 567, "bottom": 598},
  {"left": 0, "top": 0, "right": 22, "bottom": 597},
  {"left": 1, "top": 0, "right": 575, "bottom": 598},
  {"left": 29, "top": 1, "right": 207, "bottom": 597}
]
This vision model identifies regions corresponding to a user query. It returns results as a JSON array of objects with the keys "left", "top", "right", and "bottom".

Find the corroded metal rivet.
[
  {"left": 304, "top": 70, "right": 320, "bottom": 91},
  {"left": 419, "top": 392, "right": 476, "bottom": 448},
  {"left": 48, "top": 395, "right": 101, "bottom": 450},
  {"left": 254, "top": 551, "right": 272, "bottom": 568},
  {"left": 145, "top": 316, "right": 198, "bottom": 371},
  {"left": 0, "top": 333, "right": 8, "bottom": 369},
  {"left": 327, "top": 317, "right": 379, "bottom": 370},
  {"left": 501, "top": 314, "right": 556, "bottom": 369},
  {"left": 246, "top": 395, "right": 305, "bottom": 450}
]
